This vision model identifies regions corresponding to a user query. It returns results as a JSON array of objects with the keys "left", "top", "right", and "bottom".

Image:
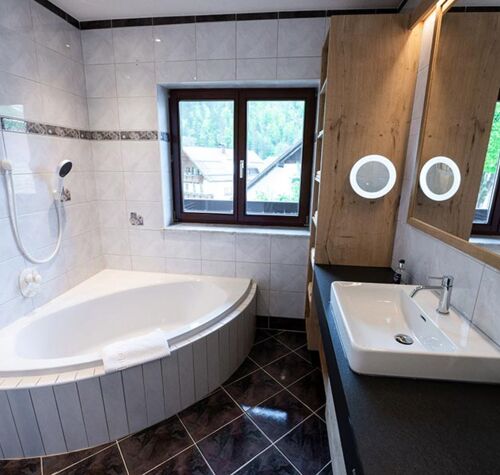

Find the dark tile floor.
[{"left": 0, "top": 329, "right": 330, "bottom": 475}]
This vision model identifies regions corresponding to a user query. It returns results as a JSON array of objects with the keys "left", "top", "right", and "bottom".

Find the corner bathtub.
[{"left": 0, "top": 270, "right": 256, "bottom": 459}]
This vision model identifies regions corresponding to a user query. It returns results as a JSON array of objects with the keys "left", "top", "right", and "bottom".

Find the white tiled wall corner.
[{"left": 392, "top": 12, "right": 500, "bottom": 345}]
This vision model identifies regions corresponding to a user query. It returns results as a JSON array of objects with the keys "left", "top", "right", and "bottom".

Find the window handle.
[{"left": 239, "top": 160, "right": 245, "bottom": 179}]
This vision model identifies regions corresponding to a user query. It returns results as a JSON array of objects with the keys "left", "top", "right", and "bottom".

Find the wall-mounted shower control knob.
[{"left": 19, "top": 268, "right": 42, "bottom": 297}]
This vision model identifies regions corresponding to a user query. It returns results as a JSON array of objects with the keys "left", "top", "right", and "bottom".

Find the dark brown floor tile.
[
  {"left": 318, "top": 462, "right": 333, "bottom": 474},
  {"left": 294, "top": 346, "right": 320, "bottom": 366},
  {"left": 276, "top": 415, "right": 330, "bottom": 475},
  {"left": 225, "top": 369, "right": 283, "bottom": 410},
  {"left": 43, "top": 444, "right": 112, "bottom": 474},
  {"left": 225, "top": 358, "right": 259, "bottom": 384},
  {"left": 58, "top": 446, "right": 126, "bottom": 475},
  {"left": 264, "top": 353, "right": 314, "bottom": 386},
  {"left": 249, "top": 338, "right": 290, "bottom": 366},
  {"left": 274, "top": 332, "right": 307, "bottom": 350},
  {"left": 235, "top": 447, "right": 299, "bottom": 474},
  {"left": 147, "top": 446, "right": 211, "bottom": 475},
  {"left": 0, "top": 458, "right": 41, "bottom": 475},
  {"left": 247, "top": 390, "right": 311, "bottom": 441},
  {"left": 288, "top": 369, "right": 326, "bottom": 411},
  {"left": 254, "top": 329, "right": 275, "bottom": 344},
  {"left": 198, "top": 415, "right": 270, "bottom": 475},
  {"left": 119, "top": 415, "right": 191, "bottom": 475},
  {"left": 179, "top": 388, "right": 242, "bottom": 441},
  {"left": 316, "top": 404, "right": 326, "bottom": 421}
]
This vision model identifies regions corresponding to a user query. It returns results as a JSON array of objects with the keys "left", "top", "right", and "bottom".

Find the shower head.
[{"left": 58, "top": 160, "right": 73, "bottom": 178}]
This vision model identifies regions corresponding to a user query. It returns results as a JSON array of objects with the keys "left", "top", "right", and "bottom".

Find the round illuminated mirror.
[
  {"left": 350, "top": 155, "right": 397, "bottom": 199},
  {"left": 419, "top": 156, "right": 461, "bottom": 201}
]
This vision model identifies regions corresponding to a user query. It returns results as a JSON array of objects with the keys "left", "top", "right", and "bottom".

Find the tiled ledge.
[{"left": 164, "top": 223, "right": 310, "bottom": 237}]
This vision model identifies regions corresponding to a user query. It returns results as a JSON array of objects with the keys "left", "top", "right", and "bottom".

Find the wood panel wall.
[
  {"left": 314, "top": 14, "right": 422, "bottom": 266},
  {"left": 412, "top": 12, "right": 500, "bottom": 240}
]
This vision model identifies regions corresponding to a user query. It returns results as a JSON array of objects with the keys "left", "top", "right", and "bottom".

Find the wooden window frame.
[{"left": 169, "top": 88, "right": 316, "bottom": 227}]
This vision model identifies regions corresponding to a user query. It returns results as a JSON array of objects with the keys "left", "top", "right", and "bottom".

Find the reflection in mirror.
[
  {"left": 350, "top": 155, "right": 396, "bottom": 199},
  {"left": 419, "top": 156, "right": 461, "bottom": 201},
  {"left": 409, "top": 7, "right": 500, "bottom": 267}
]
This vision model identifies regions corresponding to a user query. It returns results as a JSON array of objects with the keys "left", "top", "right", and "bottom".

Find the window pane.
[
  {"left": 245, "top": 100, "right": 306, "bottom": 217},
  {"left": 179, "top": 100, "right": 234, "bottom": 214},
  {"left": 474, "top": 101, "right": 500, "bottom": 224}
]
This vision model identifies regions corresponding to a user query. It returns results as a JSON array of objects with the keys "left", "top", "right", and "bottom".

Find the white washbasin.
[{"left": 330, "top": 282, "right": 500, "bottom": 384}]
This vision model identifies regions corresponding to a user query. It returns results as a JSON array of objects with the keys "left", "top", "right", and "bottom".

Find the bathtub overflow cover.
[{"left": 395, "top": 334, "right": 414, "bottom": 345}]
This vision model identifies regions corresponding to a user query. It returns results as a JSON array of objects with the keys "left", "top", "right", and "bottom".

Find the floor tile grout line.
[
  {"left": 49, "top": 443, "right": 117, "bottom": 475},
  {"left": 140, "top": 444, "right": 195, "bottom": 475},
  {"left": 115, "top": 441, "right": 130, "bottom": 475},
  {"left": 191, "top": 409, "right": 246, "bottom": 445},
  {"left": 315, "top": 459, "right": 332, "bottom": 475},
  {"left": 221, "top": 386, "right": 304, "bottom": 475},
  {"left": 223, "top": 366, "right": 261, "bottom": 386},
  {"left": 175, "top": 416, "right": 216, "bottom": 475},
  {"left": 229, "top": 444, "right": 275, "bottom": 475}
]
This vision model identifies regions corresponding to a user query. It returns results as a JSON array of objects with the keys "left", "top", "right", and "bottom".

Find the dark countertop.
[{"left": 314, "top": 264, "right": 500, "bottom": 475}]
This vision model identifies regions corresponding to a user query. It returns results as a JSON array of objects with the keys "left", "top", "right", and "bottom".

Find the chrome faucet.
[{"left": 410, "top": 275, "right": 454, "bottom": 314}]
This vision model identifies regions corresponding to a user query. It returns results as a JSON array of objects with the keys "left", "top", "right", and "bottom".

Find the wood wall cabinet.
[{"left": 305, "top": 14, "right": 422, "bottom": 349}]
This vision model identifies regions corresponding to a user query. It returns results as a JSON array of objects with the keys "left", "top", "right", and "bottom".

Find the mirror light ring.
[
  {"left": 349, "top": 154, "right": 397, "bottom": 199},
  {"left": 419, "top": 156, "right": 461, "bottom": 202}
]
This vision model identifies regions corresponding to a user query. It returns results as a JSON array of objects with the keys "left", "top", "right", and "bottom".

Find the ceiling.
[{"left": 50, "top": 0, "right": 403, "bottom": 21}]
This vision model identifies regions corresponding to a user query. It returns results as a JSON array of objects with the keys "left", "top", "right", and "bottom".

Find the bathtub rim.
[{"left": 0, "top": 272, "right": 255, "bottom": 389}]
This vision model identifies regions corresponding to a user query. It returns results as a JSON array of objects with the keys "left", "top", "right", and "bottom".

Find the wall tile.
[
  {"left": 270, "top": 264, "right": 307, "bottom": 292},
  {"left": 87, "top": 97, "right": 119, "bottom": 130},
  {"left": 131, "top": 255, "right": 166, "bottom": 273},
  {"left": 473, "top": 266, "right": 500, "bottom": 346},
  {"left": 271, "top": 236, "right": 308, "bottom": 265},
  {"left": 202, "top": 260, "right": 236, "bottom": 277},
  {"left": 118, "top": 97, "right": 157, "bottom": 130},
  {"left": 121, "top": 141, "right": 161, "bottom": 172},
  {"left": 113, "top": 26, "right": 154, "bottom": 63},
  {"left": 124, "top": 172, "right": 162, "bottom": 202},
  {"left": 196, "top": 21, "right": 236, "bottom": 60},
  {"left": 82, "top": 29, "right": 114, "bottom": 65},
  {"left": 98, "top": 201, "right": 127, "bottom": 229},
  {"left": 116, "top": 62, "right": 156, "bottom": 98},
  {"left": 101, "top": 228, "right": 130, "bottom": 255},
  {"left": 0, "top": 26, "right": 38, "bottom": 80},
  {"left": 269, "top": 290, "right": 305, "bottom": 318},
  {"left": 129, "top": 229, "right": 164, "bottom": 257},
  {"left": 156, "top": 60, "right": 197, "bottom": 83},
  {"left": 196, "top": 59, "right": 235, "bottom": 81},
  {"left": 236, "top": 59, "right": 276, "bottom": 80},
  {"left": 166, "top": 257, "right": 201, "bottom": 275},
  {"left": 154, "top": 24, "right": 196, "bottom": 61},
  {"left": 126, "top": 201, "right": 163, "bottom": 230},
  {"left": 235, "top": 234, "right": 270, "bottom": 263},
  {"left": 201, "top": 232, "right": 235, "bottom": 261},
  {"left": 278, "top": 18, "right": 326, "bottom": 58},
  {"left": 95, "top": 171, "right": 125, "bottom": 201},
  {"left": 85, "top": 64, "right": 117, "bottom": 98},
  {"left": 0, "top": 71, "right": 43, "bottom": 121},
  {"left": 164, "top": 230, "right": 201, "bottom": 259},
  {"left": 236, "top": 20, "right": 278, "bottom": 59},
  {"left": 236, "top": 262, "right": 270, "bottom": 290},
  {"left": 277, "top": 57, "right": 321, "bottom": 80},
  {"left": 0, "top": 0, "right": 32, "bottom": 33}
]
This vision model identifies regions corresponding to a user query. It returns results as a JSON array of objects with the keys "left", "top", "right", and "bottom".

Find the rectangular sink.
[{"left": 330, "top": 282, "right": 500, "bottom": 384}]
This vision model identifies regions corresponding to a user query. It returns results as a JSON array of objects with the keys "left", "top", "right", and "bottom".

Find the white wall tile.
[
  {"left": 85, "top": 64, "right": 117, "bottom": 98},
  {"left": 235, "top": 234, "right": 270, "bottom": 263},
  {"left": 0, "top": 71, "right": 43, "bottom": 121},
  {"left": 104, "top": 254, "right": 132, "bottom": 270},
  {"left": 95, "top": 172, "right": 125, "bottom": 201},
  {"left": 124, "top": 172, "right": 162, "bottom": 202},
  {"left": 100, "top": 228, "right": 130, "bottom": 255},
  {"left": 0, "top": 0, "right": 32, "bottom": 33},
  {"left": 271, "top": 236, "right": 308, "bottom": 265},
  {"left": 87, "top": 98, "right": 119, "bottom": 130},
  {"left": 126, "top": 202, "right": 163, "bottom": 230},
  {"left": 196, "top": 22, "right": 236, "bottom": 60},
  {"left": 153, "top": 24, "right": 196, "bottom": 61},
  {"left": 278, "top": 18, "right": 326, "bottom": 58},
  {"left": 202, "top": 260, "right": 236, "bottom": 277},
  {"left": 116, "top": 62, "right": 156, "bottom": 98},
  {"left": 236, "top": 59, "right": 276, "bottom": 80},
  {"left": 196, "top": 60, "right": 235, "bottom": 81},
  {"left": 236, "top": 262, "right": 270, "bottom": 290},
  {"left": 164, "top": 230, "right": 201, "bottom": 259},
  {"left": 113, "top": 27, "right": 154, "bottom": 63},
  {"left": 98, "top": 201, "right": 127, "bottom": 230},
  {"left": 236, "top": 20, "right": 278, "bottom": 59},
  {"left": 156, "top": 60, "right": 196, "bottom": 83},
  {"left": 166, "top": 257, "right": 201, "bottom": 275},
  {"left": 81, "top": 29, "right": 114, "bottom": 65},
  {"left": 118, "top": 97, "right": 157, "bottom": 130},
  {"left": 473, "top": 266, "right": 500, "bottom": 346},
  {"left": 269, "top": 290, "right": 305, "bottom": 319},
  {"left": 91, "top": 141, "right": 122, "bottom": 171},
  {"left": 277, "top": 57, "right": 321, "bottom": 80},
  {"left": 129, "top": 229, "right": 164, "bottom": 257},
  {"left": 131, "top": 255, "right": 165, "bottom": 273},
  {"left": 201, "top": 232, "right": 235, "bottom": 261},
  {"left": 121, "top": 141, "right": 161, "bottom": 172},
  {"left": 270, "top": 264, "right": 307, "bottom": 292},
  {"left": 0, "top": 26, "right": 38, "bottom": 80}
]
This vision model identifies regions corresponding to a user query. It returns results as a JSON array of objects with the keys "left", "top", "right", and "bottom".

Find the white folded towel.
[{"left": 102, "top": 329, "right": 170, "bottom": 373}]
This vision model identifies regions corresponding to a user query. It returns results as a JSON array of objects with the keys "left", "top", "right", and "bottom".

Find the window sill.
[{"left": 163, "top": 223, "right": 310, "bottom": 237}]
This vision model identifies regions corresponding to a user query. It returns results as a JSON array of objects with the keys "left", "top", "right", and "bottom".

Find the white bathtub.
[
  {"left": 0, "top": 270, "right": 252, "bottom": 377},
  {"left": 0, "top": 269, "right": 256, "bottom": 458}
]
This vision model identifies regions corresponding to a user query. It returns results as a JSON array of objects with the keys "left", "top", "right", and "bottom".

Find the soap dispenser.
[{"left": 393, "top": 259, "right": 408, "bottom": 284}]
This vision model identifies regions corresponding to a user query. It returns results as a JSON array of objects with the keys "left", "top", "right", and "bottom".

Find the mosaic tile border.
[{"left": 0, "top": 117, "right": 166, "bottom": 142}]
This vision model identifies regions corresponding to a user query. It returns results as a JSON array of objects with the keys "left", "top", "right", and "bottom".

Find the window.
[
  {"left": 169, "top": 88, "right": 316, "bottom": 226},
  {"left": 472, "top": 96, "right": 500, "bottom": 235}
]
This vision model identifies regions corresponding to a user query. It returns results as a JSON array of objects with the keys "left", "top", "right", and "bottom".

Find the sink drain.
[{"left": 395, "top": 334, "right": 414, "bottom": 345}]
